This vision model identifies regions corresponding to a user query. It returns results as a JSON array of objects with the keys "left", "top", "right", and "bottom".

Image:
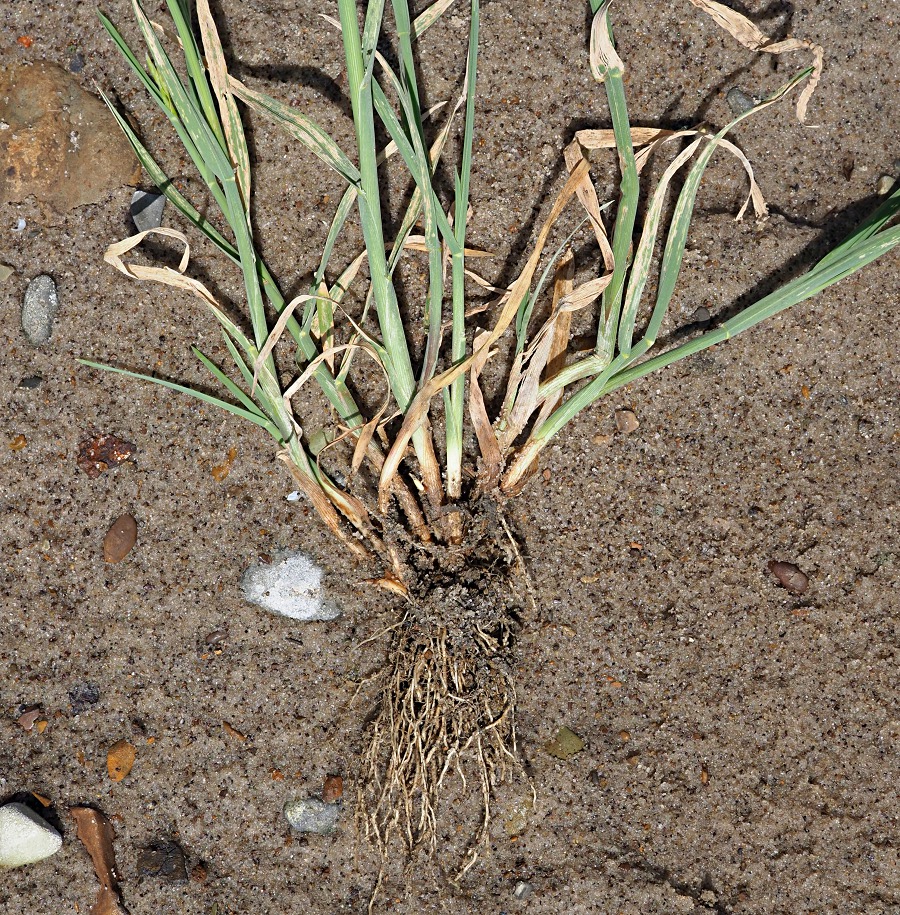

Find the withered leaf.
[{"left": 70, "top": 806, "right": 129, "bottom": 915}]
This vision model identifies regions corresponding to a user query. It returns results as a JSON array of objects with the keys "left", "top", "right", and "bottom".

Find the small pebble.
[
  {"left": 137, "top": 841, "right": 188, "bottom": 884},
  {"left": 0, "top": 803, "right": 62, "bottom": 869},
  {"left": 19, "top": 376, "right": 43, "bottom": 389},
  {"left": 21, "top": 275, "right": 59, "bottom": 345},
  {"left": 615, "top": 409, "right": 639, "bottom": 434},
  {"left": 103, "top": 513, "right": 137, "bottom": 563},
  {"left": 241, "top": 550, "right": 338, "bottom": 621},
  {"left": 768, "top": 560, "right": 809, "bottom": 594},
  {"left": 69, "top": 681, "right": 100, "bottom": 714},
  {"left": 875, "top": 174, "right": 895, "bottom": 196},
  {"left": 131, "top": 190, "right": 166, "bottom": 233},
  {"left": 322, "top": 775, "right": 343, "bottom": 804},
  {"left": 16, "top": 707, "right": 41, "bottom": 730},
  {"left": 726, "top": 87, "right": 756, "bottom": 116},
  {"left": 284, "top": 797, "right": 341, "bottom": 835},
  {"left": 13, "top": 218, "right": 26, "bottom": 232},
  {"left": 68, "top": 54, "right": 85, "bottom": 73},
  {"left": 0, "top": 263, "right": 13, "bottom": 283},
  {"left": 544, "top": 726, "right": 585, "bottom": 761},
  {"left": 513, "top": 881, "right": 533, "bottom": 900},
  {"left": 690, "top": 305, "right": 711, "bottom": 328}
]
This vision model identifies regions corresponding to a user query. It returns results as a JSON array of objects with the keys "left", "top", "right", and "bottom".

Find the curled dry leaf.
[
  {"left": 106, "top": 739, "right": 136, "bottom": 782},
  {"left": 70, "top": 806, "right": 129, "bottom": 915},
  {"left": 686, "top": 0, "right": 823, "bottom": 122}
]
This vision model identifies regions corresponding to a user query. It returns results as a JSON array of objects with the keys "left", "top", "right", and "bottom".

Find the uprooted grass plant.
[{"left": 85, "top": 0, "right": 900, "bottom": 886}]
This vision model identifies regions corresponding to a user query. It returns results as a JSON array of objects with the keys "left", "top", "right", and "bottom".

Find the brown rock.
[
  {"left": 76, "top": 433, "right": 137, "bottom": 478},
  {"left": 615, "top": 409, "right": 640, "bottom": 434},
  {"left": 322, "top": 774, "right": 343, "bottom": 804},
  {"left": 0, "top": 62, "right": 140, "bottom": 216},
  {"left": 103, "top": 514, "right": 137, "bottom": 563},
  {"left": 768, "top": 560, "right": 809, "bottom": 594}
]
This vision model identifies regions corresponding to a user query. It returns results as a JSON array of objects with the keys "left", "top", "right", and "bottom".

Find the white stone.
[
  {"left": 241, "top": 551, "right": 339, "bottom": 621},
  {"left": 0, "top": 803, "right": 62, "bottom": 868}
]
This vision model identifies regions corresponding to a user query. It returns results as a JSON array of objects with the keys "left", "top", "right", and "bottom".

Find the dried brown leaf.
[
  {"left": 378, "top": 158, "right": 591, "bottom": 503},
  {"left": 468, "top": 331, "right": 503, "bottom": 493},
  {"left": 70, "top": 806, "right": 129, "bottom": 915},
  {"left": 76, "top": 433, "right": 137, "bottom": 478}
]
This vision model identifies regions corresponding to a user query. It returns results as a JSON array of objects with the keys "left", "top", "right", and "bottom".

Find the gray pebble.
[
  {"left": 21, "top": 275, "right": 59, "bottom": 345},
  {"left": 69, "top": 681, "right": 100, "bottom": 714},
  {"left": 19, "top": 376, "right": 43, "bottom": 389},
  {"left": 131, "top": 189, "right": 166, "bottom": 233},
  {"left": 726, "top": 87, "right": 756, "bottom": 116},
  {"left": 513, "top": 881, "right": 533, "bottom": 900},
  {"left": 875, "top": 174, "right": 895, "bottom": 196},
  {"left": 283, "top": 798, "right": 341, "bottom": 835},
  {"left": 137, "top": 840, "right": 188, "bottom": 883}
]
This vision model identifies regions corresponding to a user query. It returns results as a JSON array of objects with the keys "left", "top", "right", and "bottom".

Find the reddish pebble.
[
  {"left": 768, "top": 560, "right": 809, "bottom": 594},
  {"left": 103, "top": 514, "right": 137, "bottom": 563},
  {"left": 322, "top": 774, "right": 343, "bottom": 804}
]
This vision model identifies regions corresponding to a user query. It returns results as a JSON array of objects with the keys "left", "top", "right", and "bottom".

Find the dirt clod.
[{"left": 77, "top": 433, "right": 136, "bottom": 478}]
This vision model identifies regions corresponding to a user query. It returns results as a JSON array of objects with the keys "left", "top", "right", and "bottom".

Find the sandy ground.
[{"left": 1, "top": 0, "right": 898, "bottom": 912}]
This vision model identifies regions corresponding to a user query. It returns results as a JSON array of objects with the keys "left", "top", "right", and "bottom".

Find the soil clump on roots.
[{"left": 358, "top": 502, "right": 530, "bottom": 892}]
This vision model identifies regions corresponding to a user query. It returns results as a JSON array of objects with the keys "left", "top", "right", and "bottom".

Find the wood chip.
[
  {"left": 106, "top": 739, "right": 136, "bottom": 782},
  {"left": 222, "top": 721, "right": 246, "bottom": 741}
]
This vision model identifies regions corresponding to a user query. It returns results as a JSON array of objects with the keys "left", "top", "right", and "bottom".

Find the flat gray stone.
[
  {"left": 241, "top": 551, "right": 338, "bottom": 621},
  {"left": 0, "top": 803, "right": 62, "bottom": 869},
  {"left": 283, "top": 798, "right": 341, "bottom": 835},
  {"left": 22, "top": 274, "right": 59, "bottom": 345},
  {"left": 131, "top": 190, "right": 166, "bottom": 232}
]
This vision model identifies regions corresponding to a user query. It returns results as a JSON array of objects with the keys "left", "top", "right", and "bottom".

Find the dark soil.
[{"left": 2, "top": 1, "right": 898, "bottom": 914}]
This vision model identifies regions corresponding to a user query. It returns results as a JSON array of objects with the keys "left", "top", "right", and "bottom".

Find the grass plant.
[{"left": 86, "top": 0, "right": 900, "bottom": 888}]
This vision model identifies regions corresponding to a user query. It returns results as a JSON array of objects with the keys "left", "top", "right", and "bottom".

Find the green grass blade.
[
  {"left": 814, "top": 183, "right": 900, "bottom": 272},
  {"left": 229, "top": 77, "right": 361, "bottom": 187},
  {"left": 128, "top": 0, "right": 233, "bottom": 183},
  {"left": 593, "top": 2, "right": 639, "bottom": 363},
  {"left": 78, "top": 359, "right": 283, "bottom": 440},
  {"left": 644, "top": 67, "right": 813, "bottom": 348},
  {"left": 616, "top": 138, "right": 704, "bottom": 354},
  {"left": 164, "top": 0, "right": 227, "bottom": 149},
  {"left": 192, "top": 346, "right": 268, "bottom": 419}
]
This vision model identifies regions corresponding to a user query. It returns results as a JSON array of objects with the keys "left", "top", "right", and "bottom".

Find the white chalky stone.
[
  {"left": 241, "top": 550, "right": 339, "bottom": 621},
  {"left": 0, "top": 803, "right": 62, "bottom": 868}
]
